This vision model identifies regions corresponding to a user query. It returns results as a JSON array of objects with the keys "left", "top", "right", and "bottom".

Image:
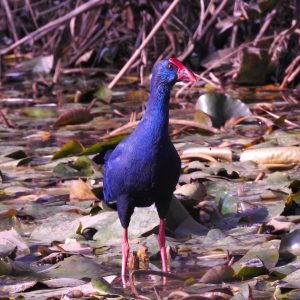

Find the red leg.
[
  {"left": 122, "top": 228, "right": 129, "bottom": 286},
  {"left": 158, "top": 218, "right": 168, "bottom": 272}
]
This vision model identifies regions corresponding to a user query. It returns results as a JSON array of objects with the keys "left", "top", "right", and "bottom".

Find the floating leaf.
[
  {"left": 94, "top": 86, "right": 112, "bottom": 103},
  {"left": 174, "top": 182, "right": 206, "bottom": 207},
  {"left": 52, "top": 140, "right": 84, "bottom": 160},
  {"left": 53, "top": 163, "right": 79, "bottom": 177},
  {"left": 215, "top": 191, "right": 237, "bottom": 215},
  {"left": 91, "top": 277, "right": 124, "bottom": 297},
  {"left": 194, "top": 110, "right": 213, "bottom": 127},
  {"left": 279, "top": 229, "right": 300, "bottom": 260},
  {"left": 53, "top": 108, "right": 93, "bottom": 127},
  {"left": 277, "top": 269, "right": 300, "bottom": 289},
  {"left": 72, "top": 156, "right": 94, "bottom": 177},
  {"left": 196, "top": 93, "right": 252, "bottom": 127},
  {"left": 22, "top": 107, "right": 57, "bottom": 118},
  {"left": 204, "top": 229, "right": 227, "bottom": 244},
  {"left": 200, "top": 265, "right": 234, "bottom": 283},
  {"left": 69, "top": 178, "right": 98, "bottom": 202},
  {"left": 240, "top": 147, "right": 300, "bottom": 164},
  {"left": 233, "top": 243, "right": 279, "bottom": 279}
]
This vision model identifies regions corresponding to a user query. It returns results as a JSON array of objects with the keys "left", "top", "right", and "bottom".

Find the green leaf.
[
  {"left": 215, "top": 191, "right": 237, "bottom": 215},
  {"left": 53, "top": 163, "right": 79, "bottom": 177},
  {"left": 80, "top": 135, "right": 126, "bottom": 156},
  {"left": 91, "top": 277, "right": 124, "bottom": 297},
  {"left": 72, "top": 156, "right": 94, "bottom": 177},
  {"left": 233, "top": 242, "right": 279, "bottom": 279},
  {"left": 94, "top": 86, "right": 112, "bottom": 103},
  {"left": 52, "top": 140, "right": 85, "bottom": 160},
  {"left": 22, "top": 107, "right": 57, "bottom": 118}
]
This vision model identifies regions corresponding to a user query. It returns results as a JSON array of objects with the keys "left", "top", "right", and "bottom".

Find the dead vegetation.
[{"left": 0, "top": 0, "right": 299, "bottom": 87}]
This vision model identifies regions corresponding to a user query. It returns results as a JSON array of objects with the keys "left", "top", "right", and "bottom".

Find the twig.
[
  {"left": 253, "top": 5, "right": 278, "bottom": 46},
  {"left": 179, "top": 0, "right": 229, "bottom": 60},
  {"left": 2, "top": 0, "right": 19, "bottom": 43},
  {"left": 230, "top": 0, "right": 240, "bottom": 48},
  {"left": 107, "top": 0, "right": 181, "bottom": 90},
  {"left": 0, "top": 110, "right": 14, "bottom": 128},
  {"left": 199, "top": 35, "right": 274, "bottom": 78},
  {"left": 25, "top": 0, "right": 39, "bottom": 30},
  {"left": 61, "top": 67, "right": 113, "bottom": 74},
  {"left": 0, "top": 0, "right": 106, "bottom": 56},
  {"left": 52, "top": 58, "right": 62, "bottom": 84},
  {"left": 259, "top": 109, "right": 300, "bottom": 128},
  {"left": 269, "top": 20, "right": 299, "bottom": 54},
  {"left": 69, "top": 13, "right": 118, "bottom": 65},
  {"left": 281, "top": 55, "right": 300, "bottom": 87}
]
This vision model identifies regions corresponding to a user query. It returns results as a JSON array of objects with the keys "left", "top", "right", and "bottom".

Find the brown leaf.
[
  {"left": 200, "top": 265, "right": 234, "bottom": 283},
  {"left": 69, "top": 179, "right": 98, "bottom": 202},
  {"left": 53, "top": 108, "right": 93, "bottom": 127}
]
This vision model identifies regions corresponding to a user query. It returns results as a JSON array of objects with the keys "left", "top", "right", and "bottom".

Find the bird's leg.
[
  {"left": 122, "top": 228, "right": 129, "bottom": 286},
  {"left": 158, "top": 218, "right": 167, "bottom": 272}
]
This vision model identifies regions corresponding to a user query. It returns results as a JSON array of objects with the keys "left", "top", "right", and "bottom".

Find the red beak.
[{"left": 169, "top": 57, "right": 197, "bottom": 82}]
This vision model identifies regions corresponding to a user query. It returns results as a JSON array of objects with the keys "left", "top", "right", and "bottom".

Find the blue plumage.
[
  {"left": 103, "top": 59, "right": 181, "bottom": 226},
  {"left": 103, "top": 58, "right": 196, "bottom": 281}
]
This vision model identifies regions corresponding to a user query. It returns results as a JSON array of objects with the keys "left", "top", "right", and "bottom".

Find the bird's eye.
[{"left": 167, "top": 63, "right": 173, "bottom": 70}]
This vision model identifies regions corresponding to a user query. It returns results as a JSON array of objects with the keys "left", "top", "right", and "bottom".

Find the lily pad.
[
  {"left": 279, "top": 229, "right": 300, "bottom": 260},
  {"left": 196, "top": 93, "right": 252, "bottom": 127}
]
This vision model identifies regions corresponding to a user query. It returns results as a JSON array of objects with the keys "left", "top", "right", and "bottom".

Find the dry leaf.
[
  {"left": 240, "top": 147, "right": 300, "bottom": 164},
  {"left": 200, "top": 265, "right": 234, "bottom": 283},
  {"left": 69, "top": 179, "right": 98, "bottom": 202},
  {"left": 182, "top": 147, "right": 232, "bottom": 161},
  {"left": 53, "top": 108, "right": 93, "bottom": 127}
]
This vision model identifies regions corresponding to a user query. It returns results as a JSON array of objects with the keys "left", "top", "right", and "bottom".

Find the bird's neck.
[{"left": 140, "top": 83, "right": 171, "bottom": 138}]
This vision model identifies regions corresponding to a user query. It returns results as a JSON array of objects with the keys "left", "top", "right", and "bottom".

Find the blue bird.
[{"left": 103, "top": 58, "right": 196, "bottom": 283}]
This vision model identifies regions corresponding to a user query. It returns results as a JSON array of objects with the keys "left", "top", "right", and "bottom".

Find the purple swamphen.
[{"left": 103, "top": 58, "right": 196, "bottom": 282}]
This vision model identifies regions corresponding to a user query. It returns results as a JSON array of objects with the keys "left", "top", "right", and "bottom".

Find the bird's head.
[{"left": 152, "top": 57, "right": 197, "bottom": 87}]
